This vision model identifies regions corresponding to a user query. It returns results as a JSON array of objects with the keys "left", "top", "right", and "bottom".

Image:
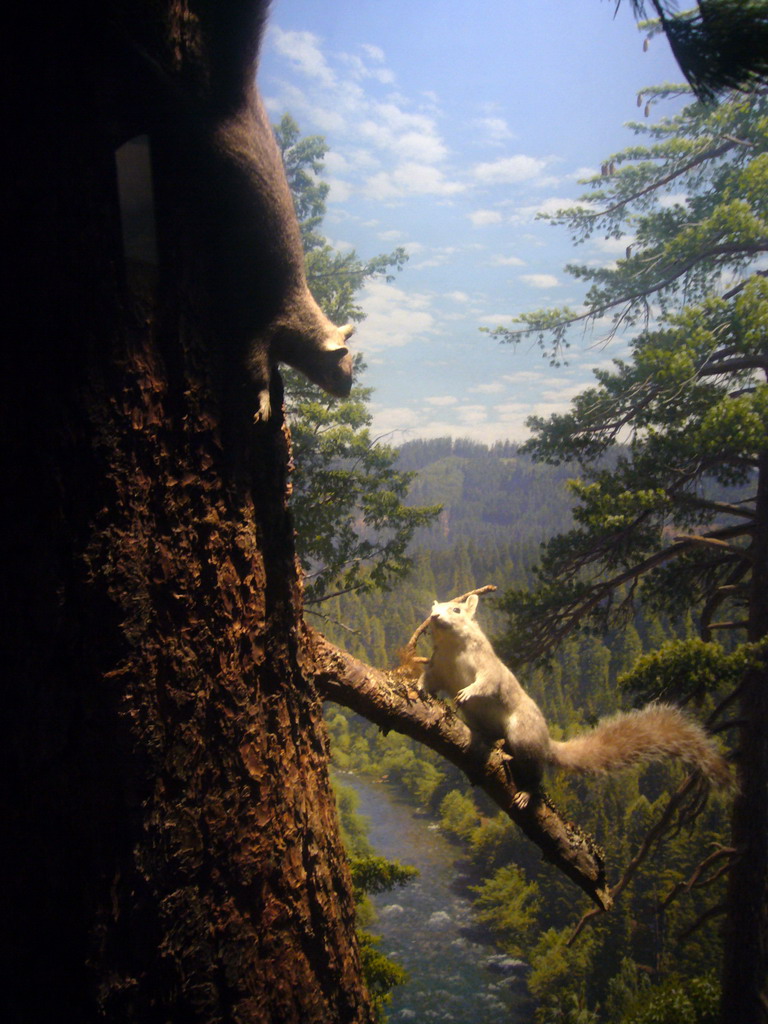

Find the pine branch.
[
  {"left": 568, "top": 773, "right": 703, "bottom": 944},
  {"left": 580, "top": 140, "right": 738, "bottom": 221}
]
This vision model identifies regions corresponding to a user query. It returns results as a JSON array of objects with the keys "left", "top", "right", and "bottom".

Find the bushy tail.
[{"left": 548, "top": 703, "right": 734, "bottom": 791}]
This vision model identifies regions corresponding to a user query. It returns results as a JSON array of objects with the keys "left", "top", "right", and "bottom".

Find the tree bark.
[
  {"left": 3, "top": 4, "right": 372, "bottom": 1022},
  {"left": 720, "top": 450, "right": 768, "bottom": 1024}
]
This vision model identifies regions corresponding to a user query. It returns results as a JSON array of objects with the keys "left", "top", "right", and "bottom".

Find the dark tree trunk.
[
  {"left": 3, "top": 4, "right": 372, "bottom": 1022},
  {"left": 720, "top": 450, "right": 768, "bottom": 1024}
]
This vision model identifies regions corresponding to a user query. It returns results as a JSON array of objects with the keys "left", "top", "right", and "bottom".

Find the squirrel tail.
[{"left": 548, "top": 703, "right": 734, "bottom": 791}]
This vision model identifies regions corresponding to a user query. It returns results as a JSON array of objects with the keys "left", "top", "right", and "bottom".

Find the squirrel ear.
[{"left": 464, "top": 594, "right": 478, "bottom": 616}]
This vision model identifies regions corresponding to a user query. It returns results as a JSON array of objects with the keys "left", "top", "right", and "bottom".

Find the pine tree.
[
  {"left": 497, "top": 85, "right": 768, "bottom": 1022},
  {"left": 273, "top": 115, "right": 440, "bottom": 604}
]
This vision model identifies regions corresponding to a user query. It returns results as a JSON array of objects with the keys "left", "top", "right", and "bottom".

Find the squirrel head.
[{"left": 428, "top": 594, "right": 479, "bottom": 638}]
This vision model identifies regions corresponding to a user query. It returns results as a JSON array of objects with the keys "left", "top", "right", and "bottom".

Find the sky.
[{"left": 258, "top": 0, "right": 686, "bottom": 445}]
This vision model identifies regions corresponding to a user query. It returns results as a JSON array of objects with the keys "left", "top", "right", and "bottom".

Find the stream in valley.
[{"left": 339, "top": 773, "right": 535, "bottom": 1023}]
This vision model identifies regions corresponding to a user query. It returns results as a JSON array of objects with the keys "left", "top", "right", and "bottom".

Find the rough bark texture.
[
  {"left": 305, "top": 628, "right": 612, "bottom": 911},
  {"left": 3, "top": 4, "right": 373, "bottom": 1022},
  {"left": 720, "top": 451, "right": 768, "bottom": 1024}
]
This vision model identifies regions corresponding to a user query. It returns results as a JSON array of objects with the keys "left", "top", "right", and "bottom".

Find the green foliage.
[
  {"left": 470, "top": 864, "right": 541, "bottom": 957},
  {"left": 439, "top": 789, "right": 480, "bottom": 841},
  {"left": 488, "top": 87, "right": 767, "bottom": 360},
  {"left": 289, "top": 356, "right": 441, "bottom": 604},
  {"left": 617, "top": 973, "right": 720, "bottom": 1024},
  {"left": 333, "top": 776, "right": 375, "bottom": 857},
  {"left": 349, "top": 855, "right": 418, "bottom": 898},
  {"left": 355, "top": 929, "right": 409, "bottom": 1023},
  {"left": 528, "top": 928, "right": 599, "bottom": 1022},
  {"left": 494, "top": 87, "right": 767, "bottom": 664},
  {"left": 618, "top": 636, "right": 768, "bottom": 704},
  {"left": 274, "top": 115, "right": 439, "bottom": 604}
]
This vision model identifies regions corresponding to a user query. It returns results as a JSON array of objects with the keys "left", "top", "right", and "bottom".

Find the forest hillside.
[{"left": 321, "top": 437, "right": 735, "bottom": 1024}]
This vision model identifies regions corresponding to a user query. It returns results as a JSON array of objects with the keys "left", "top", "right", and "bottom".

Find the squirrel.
[
  {"left": 418, "top": 595, "right": 733, "bottom": 809},
  {"left": 109, "top": 1, "right": 355, "bottom": 423}
]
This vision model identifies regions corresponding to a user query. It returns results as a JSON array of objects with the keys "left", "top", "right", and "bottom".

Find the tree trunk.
[
  {"left": 720, "top": 450, "right": 768, "bottom": 1024},
  {"left": 3, "top": 5, "right": 372, "bottom": 1022}
]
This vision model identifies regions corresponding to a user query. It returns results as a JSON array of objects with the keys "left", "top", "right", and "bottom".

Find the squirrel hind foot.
[
  {"left": 512, "top": 790, "right": 532, "bottom": 810},
  {"left": 253, "top": 387, "right": 272, "bottom": 422}
]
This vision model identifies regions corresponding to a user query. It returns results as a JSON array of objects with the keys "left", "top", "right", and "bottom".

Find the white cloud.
[
  {"left": 362, "top": 43, "right": 386, "bottom": 63},
  {"left": 425, "top": 395, "right": 459, "bottom": 406},
  {"left": 471, "top": 381, "right": 506, "bottom": 394},
  {"left": 573, "top": 165, "right": 599, "bottom": 181},
  {"left": 473, "top": 154, "right": 549, "bottom": 184},
  {"left": 469, "top": 209, "right": 503, "bottom": 227},
  {"left": 510, "top": 195, "right": 592, "bottom": 224},
  {"left": 592, "top": 234, "right": 635, "bottom": 255},
  {"left": 446, "top": 291, "right": 470, "bottom": 303},
  {"left": 502, "top": 370, "right": 547, "bottom": 384},
  {"left": 479, "top": 313, "right": 517, "bottom": 325},
  {"left": 458, "top": 405, "right": 489, "bottom": 425},
  {"left": 363, "top": 163, "right": 464, "bottom": 201},
  {"left": 474, "top": 116, "right": 515, "bottom": 143},
  {"left": 327, "top": 178, "right": 352, "bottom": 203},
  {"left": 491, "top": 254, "right": 526, "bottom": 266},
  {"left": 357, "top": 279, "right": 436, "bottom": 351},
  {"left": 361, "top": 103, "right": 446, "bottom": 158},
  {"left": 520, "top": 273, "right": 560, "bottom": 289},
  {"left": 322, "top": 151, "right": 351, "bottom": 175},
  {"left": 270, "top": 28, "right": 336, "bottom": 88},
  {"left": 340, "top": 46, "right": 396, "bottom": 85},
  {"left": 327, "top": 237, "right": 355, "bottom": 253}
]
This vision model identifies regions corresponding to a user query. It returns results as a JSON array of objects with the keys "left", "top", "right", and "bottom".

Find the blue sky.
[{"left": 259, "top": 0, "right": 685, "bottom": 444}]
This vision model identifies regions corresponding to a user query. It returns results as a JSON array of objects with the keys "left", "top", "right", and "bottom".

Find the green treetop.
[
  {"left": 496, "top": 87, "right": 767, "bottom": 659},
  {"left": 495, "top": 84, "right": 767, "bottom": 1023}
]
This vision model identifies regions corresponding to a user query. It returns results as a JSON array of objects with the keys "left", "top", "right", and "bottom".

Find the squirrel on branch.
[{"left": 418, "top": 595, "right": 734, "bottom": 809}]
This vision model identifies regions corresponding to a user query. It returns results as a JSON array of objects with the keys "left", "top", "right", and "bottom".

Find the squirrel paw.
[
  {"left": 253, "top": 388, "right": 272, "bottom": 422},
  {"left": 512, "top": 790, "right": 532, "bottom": 810},
  {"left": 455, "top": 687, "right": 472, "bottom": 704}
]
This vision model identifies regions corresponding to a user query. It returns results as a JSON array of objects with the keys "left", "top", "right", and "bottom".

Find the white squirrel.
[{"left": 418, "top": 595, "right": 733, "bottom": 809}]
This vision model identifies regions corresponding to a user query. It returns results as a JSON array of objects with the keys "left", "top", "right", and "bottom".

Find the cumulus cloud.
[
  {"left": 340, "top": 45, "right": 395, "bottom": 85},
  {"left": 491, "top": 254, "right": 526, "bottom": 266},
  {"left": 520, "top": 273, "right": 560, "bottom": 288},
  {"left": 474, "top": 116, "right": 515, "bottom": 143},
  {"left": 479, "top": 313, "right": 518, "bottom": 325},
  {"left": 363, "top": 163, "right": 464, "bottom": 201},
  {"left": 469, "top": 209, "right": 503, "bottom": 227},
  {"left": 425, "top": 395, "right": 459, "bottom": 406},
  {"left": 510, "top": 195, "right": 592, "bottom": 224},
  {"left": 472, "top": 154, "right": 549, "bottom": 184},
  {"left": 270, "top": 28, "right": 337, "bottom": 88},
  {"left": 356, "top": 279, "right": 436, "bottom": 351}
]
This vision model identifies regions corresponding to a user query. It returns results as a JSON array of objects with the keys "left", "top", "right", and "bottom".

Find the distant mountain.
[{"left": 398, "top": 437, "right": 578, "bottom": 551}]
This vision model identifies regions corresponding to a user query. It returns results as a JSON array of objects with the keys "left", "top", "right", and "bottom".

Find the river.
[{"left": 338, "top": 773, "right": 535, "bottom": 1024}]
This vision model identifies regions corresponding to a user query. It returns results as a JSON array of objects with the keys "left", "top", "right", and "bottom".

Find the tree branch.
[
  {"left": 660, "top": 845, "right": 736, "bottom": 911},
  {"left": 302, "top": 624, "right": 612, "bottom": 910},
  {"left": 581, "top": 140, "right": 739, "bottom": 221},
  {"left": 567, "top": 774, "right": 703, "bottom": 943}
]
